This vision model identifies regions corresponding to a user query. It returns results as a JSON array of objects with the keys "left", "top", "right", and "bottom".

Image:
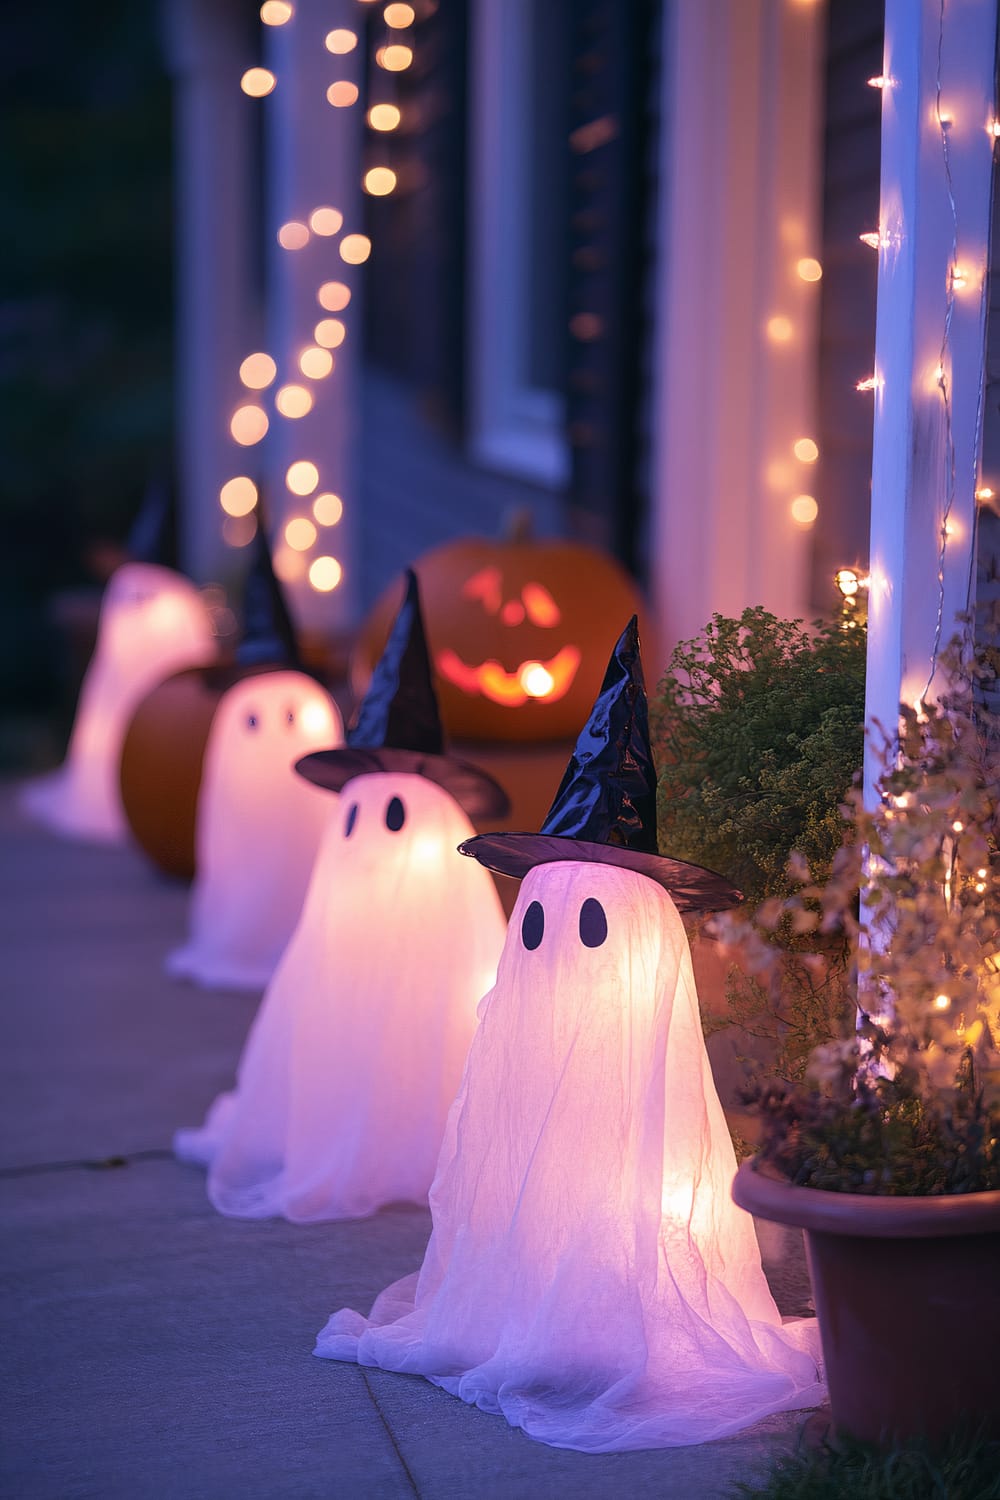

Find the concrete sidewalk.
[{"left": 1, "top": 789, "right": 823, "bottom": 1499}]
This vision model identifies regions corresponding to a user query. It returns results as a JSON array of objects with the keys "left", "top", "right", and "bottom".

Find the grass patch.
[{"left": 733, "top": 1427, "right": 1000, "bottom": 1499}]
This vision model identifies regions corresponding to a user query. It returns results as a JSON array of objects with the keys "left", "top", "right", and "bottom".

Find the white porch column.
[
  {"left": 650, "top": 0, "right": 826, "bottom": 654},
  {"left": 863, "top": 0, "right": 997, "bottom": 799},
  {"left": 263, "top": 0, "right": 363, "bottom": 636},
  {"left": 163, "top": 0, "right": 255, "bottom": 583}
]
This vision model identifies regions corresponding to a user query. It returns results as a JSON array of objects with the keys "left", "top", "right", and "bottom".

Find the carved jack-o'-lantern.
[{"left": 356, "top": 528, "right": 648, "bottom": 743}]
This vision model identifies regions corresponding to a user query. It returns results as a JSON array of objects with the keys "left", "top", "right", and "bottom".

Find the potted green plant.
[{"left": 716, "top": 621, "right": 1000, "bottom": 1446}]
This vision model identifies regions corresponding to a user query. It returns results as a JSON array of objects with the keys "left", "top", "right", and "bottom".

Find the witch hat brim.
[
  {"left": 457, "top": 832, "right": 741, "bottom": 911},
  {"left": 296, "top": 748, "right": 510, "bottom": 821},
  {"left": 295, "top": 569, "right": 510, "bottom": 820},
  {"left": 459, "top": 615, "right": 741, "bottom": 911}
]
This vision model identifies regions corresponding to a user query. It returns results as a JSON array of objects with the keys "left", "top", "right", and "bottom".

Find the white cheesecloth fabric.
[
  {"left": 175, "top": 772, "right": 507, "bottom": 1221},
  {"left": 316, "top": 860, "right": 825, "bottom": 1450}
]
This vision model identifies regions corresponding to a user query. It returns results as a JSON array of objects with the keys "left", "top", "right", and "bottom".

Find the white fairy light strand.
[
  {"left": 862, "top": 3, "right": 992, "bottom": 700},
  {"left": 224, "top": 5, "right": 377, "bottom": 592},
  {"left": 921, "top": 0, "right": 962, "bottom": 704},
  {"left": 921, "top": 0, "right": 994, "bottom": 700}
]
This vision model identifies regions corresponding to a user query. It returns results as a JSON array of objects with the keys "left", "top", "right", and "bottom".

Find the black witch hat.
[
  {"left": 296, "top": 569, "right": 510, "bottom": 820},
  {"left": 236, "top": 496, "right": 302, "bottom": 670},
  {"left": 126, "top": 474, "right": 177, "bottom": 569},
  {"left": 458, "top": 617, "right": 741, "bottom": 912}
]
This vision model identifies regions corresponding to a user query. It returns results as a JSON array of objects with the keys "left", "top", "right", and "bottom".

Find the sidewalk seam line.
[{"left": 360, "top": 1368, "right": 423, "bottom": 1499}]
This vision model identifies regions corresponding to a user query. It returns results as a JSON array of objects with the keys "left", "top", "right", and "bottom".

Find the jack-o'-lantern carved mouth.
[{"left": 436, "top": 645, "right": 582, "bottom": 707}]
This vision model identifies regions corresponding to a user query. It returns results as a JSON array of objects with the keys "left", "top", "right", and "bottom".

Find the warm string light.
[
  {"left": 835, "top": 566, "right": 870, "bottom": 631},
  {"left": 222, "top": 9, "right": 361, "bottom": 591},
  {"left": 363, "top": 3, "right": 416, "bottom": 192},
  {"left": 310, "top": 207, "right": 343, "bottom": 236},
  {"left": 241, "top": 67, "right": 277, "bottom": 98},
  {"left": 920, "top": 0, "right": 969, "bottom": 703},
  {"left": 299, "top": 346, "right": 335, "bottom": 379},
  {"left": 856, "top": 12, "right": 991, "bottom": 710},
  {"left": 224, "top": 7, "right": 389, "bottom": 591},
  {"left": 313, "top": 493, "right": 344, "bottom": 526},
  {"left": 835, "top": 567, "right": 870, "bottom": 599}
]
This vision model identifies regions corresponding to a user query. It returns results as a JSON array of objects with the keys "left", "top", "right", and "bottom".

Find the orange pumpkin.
[
  {"left": 119, "top": 664, "right": 295, "bottom": 879},
  {"left": 120, "top": 666, "right": 237, "bottom": 878},
  {"left": 356, "top": 530, "right": 649, "bottom": 743}
]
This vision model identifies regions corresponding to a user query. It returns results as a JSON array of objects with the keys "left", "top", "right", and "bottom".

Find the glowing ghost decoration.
[
  {"left": 166, "top": 671, "right": 344, "bottom": 990},
  {"left": 21, "top": 563, "right": 217, "bottom": 843},
  {"left": 174, "top": 772, "right": 507, "bottom": 1220},
  {"left": 315, "top": 615, "right": 823, "bottom": 1448},
  {"left": 316, "top": 859, "right": 825, "bottom": 1449}
]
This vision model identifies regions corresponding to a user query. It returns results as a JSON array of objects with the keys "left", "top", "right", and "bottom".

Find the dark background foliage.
[{"left": 0, "top": 1, "right": 173, "bottom": 739}]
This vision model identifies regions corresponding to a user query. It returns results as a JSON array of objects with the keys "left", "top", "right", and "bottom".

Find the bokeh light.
[
  {"left": 299, "top": 347, "right": 335, "bottom": 379},
  {"left": 313, "top": 492, "right": 344, "bottom": 526},
  {"left": 318, "top": 281, "right": 351, "bottom": 311},
  {"left": 376, "top": 44, "right": 413, "bottom": 71},
  {"left": 223, "top": 514, "right": 258, "bottom": 547},
  {"left": 309, "top": 556, "right": 343, "bottom": 591},
  {"left": 275, "top": 384, "right": 314, "bottom": 418},
  {"left": 239, "top": 352, "right": 277, "bottom": 389},
  {"left": 339, "top": 234, "right": 371, "bottom": 264},
  {"left": 314, "top": 318, "right": 347, "bottom": 348},
  {"left": 364, "top": 167, "right": 397, "bottom": 196},
  {"left": 368, "top": 104, "right": 401, "bottom": 132},
  {"left": 241, "top": 68, "right": 276, "bottom": 98},
  {"left": 278, "top": 221, "right": 310, "bottom": 250},
  {"left": 327, "top": 81, "right": 360, "bottom": 107},
  {"left": 309, "top": 206, "right": 343, "bottom": 236},
  {"left": 790, "top": 494, "right": 819, "bottom": 525},
  {"left": 220, "top": 477, "right": 258, "bottom": 517},
  {"left": 285, "top": 517, "right": 318, "bottom": 551},
  {"left": 230, "top": 406, "right": 269, "bottom": 445},
  {"left": 286, "top": 460, "right": 320, "bottom": 495},
  {"left": 260, "top": 1, "right": 293, "bottom": 23},
  {"left": 325, "top": 28, "right": 358, "bottom": 53}
]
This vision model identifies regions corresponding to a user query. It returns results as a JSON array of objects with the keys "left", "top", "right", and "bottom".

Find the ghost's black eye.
[
  {"left": 344, "top": 802, "right": 359, "bottom": 838},
  {"left": 385, "top": 796, "right": 406, "bottom": 832},
  {"left": 579, "top": 897, "right": 607, "bottom": 948},
  {"left": 521, "top": 900, "right": 544, "bottom": 950},
  {"left": 246, "top": 713, "right": 259, "bottom": 730},
  {"left": 285, "top": 708, "right": 295, "bottom": 726}
]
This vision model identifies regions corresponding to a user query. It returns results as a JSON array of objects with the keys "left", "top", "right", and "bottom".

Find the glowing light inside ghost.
[
  {"left": 175, "top": 772, "right": 507, "bottom": 1221},
  {"left": 21, "top": 564, "right": 218, "bottom": 843},
  {"left": 316, "top": 861, "right": 824, "bottom": 1451},
  {"left": 166, "top": 672, "right": 344, "bottom": 990}
]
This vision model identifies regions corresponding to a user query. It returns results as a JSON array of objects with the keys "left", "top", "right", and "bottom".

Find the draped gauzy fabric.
[
  {"left": 316, "top": 861, "right": 825, "bottom": 1451},
  {"left": 166, "top": 672, "right": 343, "bottom": 990},
  {"left": 175, "top": 772, "right": 507, "bottom": 1221},
  {"left": 21, "top": 563, "right": 217, "bottom": 843}
]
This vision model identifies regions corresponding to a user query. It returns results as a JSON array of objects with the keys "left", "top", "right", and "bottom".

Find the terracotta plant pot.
[{"left": 732, "top": 1160, "right": 1000, "bottom": 1445}]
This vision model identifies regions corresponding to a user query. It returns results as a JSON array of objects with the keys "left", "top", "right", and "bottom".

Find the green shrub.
[
  {"left": 650, "top": 608, "right": 867, "bottom": 1081},
  {"left": 651, "top": 607, "right": 868, "bottom": 906}
]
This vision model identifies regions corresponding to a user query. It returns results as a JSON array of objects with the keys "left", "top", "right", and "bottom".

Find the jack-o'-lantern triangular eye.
[
  {"left": 521, "top": 583, "right": 561, "bottom": 627},
  {"left": 461, "top": 567, "right": 503, "bottom": 614}
]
